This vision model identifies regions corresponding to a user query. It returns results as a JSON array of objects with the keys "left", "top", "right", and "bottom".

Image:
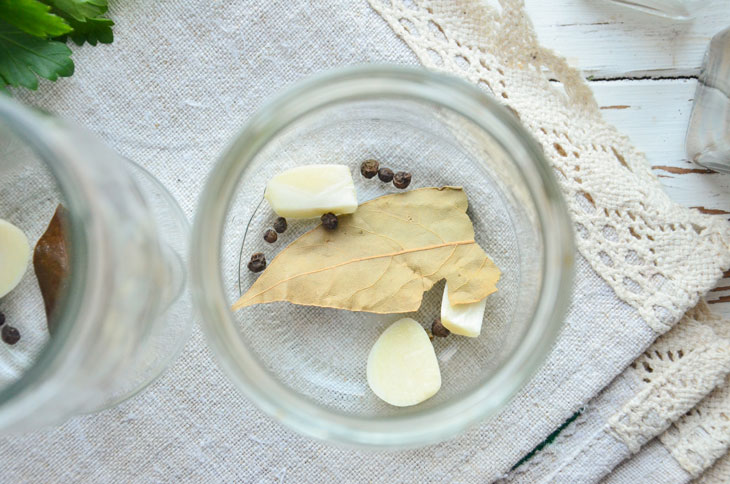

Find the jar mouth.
[
  {"left": 192, "top": 65, "right": 574, "bottom": 447},
  {"left": 0, "top": 98, "right": 91, "bottom": 415}
]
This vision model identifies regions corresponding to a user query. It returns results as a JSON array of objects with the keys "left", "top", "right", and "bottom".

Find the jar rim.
[{"left": 191, "top": 65, "right": 574, "bottom": 447}]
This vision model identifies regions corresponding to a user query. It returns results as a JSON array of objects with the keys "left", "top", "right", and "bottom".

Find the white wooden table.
[{"left": 527, "top": 0, "right": 730, "bottom": 315}]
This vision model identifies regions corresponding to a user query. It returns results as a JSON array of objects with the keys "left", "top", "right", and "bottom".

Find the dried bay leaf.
[
  {"left": 234, "top": 187, "right": 501, "bottom": 313},
  {"left": 34, "top": 204, "right": 71, "bottom": 333}
]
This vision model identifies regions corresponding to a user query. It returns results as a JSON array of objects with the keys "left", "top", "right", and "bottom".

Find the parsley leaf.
[
  {"left": 56, "top": 15, "right": 113, "bottom": 46},
  {"left": 0, "top": 0, "right": 114, "bottom": 90},
  {"left": 45, "top": 0, "right": 113, "bottom": 46},
  {"left": 46, "top": 0, "right": 107, "bottom": 22},
  {"left": 0, "top": 20, "right": 73, "bottom": 90},
  {"left": 0, "top": 0, "right": 72, "bottom": 38}
]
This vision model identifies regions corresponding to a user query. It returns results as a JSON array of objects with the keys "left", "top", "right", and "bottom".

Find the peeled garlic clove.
[
  {"left": 441, "top": 282, "right": 488, "bottom": 337},
  {"left": 0, "top": 219, "right": 30, "bottom": 298},
  {"left": 264, "top": 164, "right": 358, "bottom": 218},
  {"left": 367, "top": 318, "right": 441, "bottom": 407}
]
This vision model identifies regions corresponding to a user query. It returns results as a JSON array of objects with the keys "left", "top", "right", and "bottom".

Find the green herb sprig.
[{"left": 0, "top": 0, "right": 114, "bottom": 91}]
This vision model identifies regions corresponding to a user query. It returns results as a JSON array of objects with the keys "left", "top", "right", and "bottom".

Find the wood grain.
[
  {"left": 591, "top": 79, "right": 730, "bottom": 214},
  {"left": 527, "top": 0, "right": 730, "bottom": 78}
]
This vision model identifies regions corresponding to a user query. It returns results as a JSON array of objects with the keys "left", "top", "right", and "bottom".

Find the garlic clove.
[
  {"left": 440, "top": 282, "right": 488, "bottom": 337},
  {"left": 0, "top": 219, "right": 30, "bottom": 298},
  {"left": 264, "top": 164, "right": 358, "bottom": 218},
  {"left": 367, "top": 318, "right": 441, "bottom": 407}
]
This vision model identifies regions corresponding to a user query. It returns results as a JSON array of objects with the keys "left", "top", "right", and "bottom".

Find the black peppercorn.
[
  {"left": 377, "top": 167, "right": 394, "bottom": 183},
  {"left": 360, "top": 159, "right": 379, "bottom": 179},
  {"left": 247, "top": 252, "right": 266, "bottom": 273},
  {"left": 0, "top": 312, "right": 5, "bottom": 326},
  {"left": 273, "top": 217, "right": 287, "bottom": 233},
  {"left": 321, "top": 212, "right": 338, "bottom": 230},
  {"left": 2, "top": 325, "right": 20, "bottom": 345},
  {"left": 393, "top": 171, "right": 412, "bottom": 189},
  {"left": 431, "top": 317, "right": 450, "bottom": 338},
  {"left": 264, "top": 229, "right": 278, "bottom": 243}
]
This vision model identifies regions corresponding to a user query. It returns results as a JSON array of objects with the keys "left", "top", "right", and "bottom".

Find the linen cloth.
[
  {"left": 502, "top": 302, "right": 730, "bottom": 484},
  {"left": 0, "top": 1, "right": 728, "bottom": 483}
]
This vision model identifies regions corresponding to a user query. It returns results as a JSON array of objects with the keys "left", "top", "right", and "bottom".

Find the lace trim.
[
  {"left": 608, "top": 302, "right": 730, "bottom": 453},
  {"left": 369, "top": 0, "right": 730, "bottom": 332},
  {"left": 695, "top": 451, "right": 730, "bottom": 484},
  {"left": 660, "top": 377, "right": 730, "bottom": 478}
]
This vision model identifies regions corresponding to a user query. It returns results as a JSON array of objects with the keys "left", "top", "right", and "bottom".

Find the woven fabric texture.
[
  {"left": 0, "top": 0, "right": 727, "bottom": 482},
  {"left": 603, "top": 373, "right": 730, "bottom": 484}
]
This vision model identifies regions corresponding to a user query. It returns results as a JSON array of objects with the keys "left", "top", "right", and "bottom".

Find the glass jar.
[
  {"left": 191, "top": 66, "right": 574, "bottom": 447},
  {"left": 686, "top": 26, "right": 730, "bottom": 173},
  {"left": 0, "top": 97, "right": 191, "bottom": 432},
  {"left": 604, "top": 0, "right": 700, "bottom": 20}
]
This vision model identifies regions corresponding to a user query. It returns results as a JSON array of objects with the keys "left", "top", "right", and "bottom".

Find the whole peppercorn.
[
  {"left": 393, "top": 171, "right": 412, "bottom": 189},
  {"left": 264, "top": 229, "right": 278, "bottom": 243},
  {"left": 360, "top": 159, "right": 379, "bottom": 179},
  {"left": 273, "top": 217, "right": 287, "bottom": 233},
  {"left": 2, "top": 325, "right": 20, "bottom": 345},
  {"left": 247, "top": 252, "right": 266, "bottom": 273},
  {"left": 0, "top": 312, "right": 5, "bottom": 326},
  {"left": 431, "top": 317, "right": 450, "bottom": 338},
  {"left": 377, "top": 167, "right": 394, "bottom": 183},
  {"left": 321, "top": 212, "right": 338, "bottom": 230}
]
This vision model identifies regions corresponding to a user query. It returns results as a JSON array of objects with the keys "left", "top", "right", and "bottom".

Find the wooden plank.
[
  {"left": 708, "top": 277, "right": 730, "bottom": 315},
  {"left": 590, "top": 79, "right": 730, "bottom": 213},
  {"left": 526, "top": 0, "right": 730, "bottom": 78}
]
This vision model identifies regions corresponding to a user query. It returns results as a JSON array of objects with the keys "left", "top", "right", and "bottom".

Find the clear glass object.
[
  {"left": 0, "top": 97, "right": 192, "bottom": 432},
  {"left": 604, "top": 0, "right": 700, "bottom": 20},
  {"left": 191, "top": 66, "right": 575, "bottom": 447},
  {"left": 686, "top": 26, "right": 730, "bottom": 174}
]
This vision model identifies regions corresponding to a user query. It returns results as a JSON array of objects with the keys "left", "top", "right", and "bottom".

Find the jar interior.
[
  {"left": 222, "top": 97, "right": 545, "bottom": 418},
  {"left": 0, "top": 119, "right": 72, "bottom": 395}
]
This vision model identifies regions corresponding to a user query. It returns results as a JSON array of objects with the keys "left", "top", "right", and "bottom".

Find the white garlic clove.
[
  {"left": 0, "top": 219, "right": 30, "bottom": 298},
  {"left": 440, "top": 282, "right": 488, "bottom": 337},
  {"left": 367, "top": 318, "right": 441, "bottom": 407},
  {"left": 264, "top": 164, "right": 358, "bottom": 219}
]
